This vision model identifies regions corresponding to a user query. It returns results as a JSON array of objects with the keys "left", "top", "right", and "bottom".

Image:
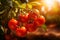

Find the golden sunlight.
[
  {"left": 57, "top": 0, "right": 60, "bottom": 3},
  {"left": 41, "top": 0, "right": 56, "bottom": 11},
  {"left": 43, "top": 0, "right": 54, "bottom": 7}
]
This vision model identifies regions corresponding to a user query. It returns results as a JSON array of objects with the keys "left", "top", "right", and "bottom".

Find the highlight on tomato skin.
[
  {"left": 15, "top": 27, "right": 27, "bottom": 37},
  {"left": 8, "top": 18, "right": 18, "bottom": 31}
]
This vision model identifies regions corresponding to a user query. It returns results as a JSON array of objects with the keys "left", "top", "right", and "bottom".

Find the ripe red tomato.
[
  {"left": 18, "top": 13, "right": 28, "bottom": 23},
  {"left": 16, "top": 27, "right": 27, "bottom": 37},
  {"left": 25, "top": 23, "right": 37, "bottom": 32},
  {"left": 35, "top": 16, "right": 45, "bottom": 26},
  {"left": 8, "top": 18, "right": 18, "bottom": 31}
]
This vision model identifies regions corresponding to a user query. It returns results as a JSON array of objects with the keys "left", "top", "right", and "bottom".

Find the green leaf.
[
  {"left": 27, "top": 3, "right": 32, "bottom": 9},
  {"left": 12, "top": 0, "right": 21, "bottom": 8},
  {"left": 30, "top": 1, "right": 41, "bottom": 6},
  {"left": 42, "top": 24, "right": 47, "bottom": 32},
  {"left": 20, "top": 3, "right": 26, "bottom": 9}
]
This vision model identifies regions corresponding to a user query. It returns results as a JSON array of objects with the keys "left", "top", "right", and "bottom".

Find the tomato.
[
  {"left": 18, "top": 13, "right": 28, "bottom": 23},
  {"left": 16, "top": 27, "right": 27, "bottom": 37},
  {"left": 35, "top": 16, "right": 45, "bottom": 26},
  {"left": 25, "top": 23, "right": 37, "bottom": 32},
  {"left": 8, "top": 18, "right": 18, "bottom": 31}
]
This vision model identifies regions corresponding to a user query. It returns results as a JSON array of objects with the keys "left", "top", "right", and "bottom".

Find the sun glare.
[
  {"left": 43, "top": 0, "right": 54, "bottom": 7},
  {"left": 57, "top": 0, "right": 60, "bottom": 3}
]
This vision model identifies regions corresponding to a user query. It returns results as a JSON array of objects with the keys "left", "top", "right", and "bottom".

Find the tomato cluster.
[{"left": 8, "top": 9, "right": 45, "bottom": 37}]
